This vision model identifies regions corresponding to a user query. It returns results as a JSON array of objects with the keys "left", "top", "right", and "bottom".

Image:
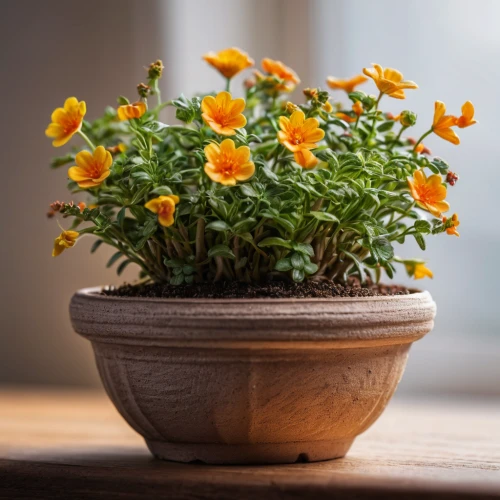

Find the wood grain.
[{"left": 0, "top": 389, "right": 499, "bottom": 499}]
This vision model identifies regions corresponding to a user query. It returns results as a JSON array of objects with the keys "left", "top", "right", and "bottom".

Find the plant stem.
[
  {"left": 388, "top": 125, "right": 408, "bottom": 151},
  {"left": 77, "top": 130, "right": 96, "bottom": 150},
  {"left": 413, "top": 128, "right": 433, "bottom": 152},
  {"left": 225, "top": 78, "right": 231, "bottom": 93}
]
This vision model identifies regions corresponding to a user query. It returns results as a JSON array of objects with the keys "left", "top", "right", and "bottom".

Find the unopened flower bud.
[
  {"left": 50, "top": 201, "right": 63, "bottom": 212},
  {"left": 77, "top": 202, "right": 86, "bottom": 212},
  {"left": 137, "top": 83, "right": 151, "bottom": 98},
  {"left": 244, "top": 78, "right": 256, "bottom": 89},
  {"left": 303, "top": 87, "right": 318, "bottom": 99},
  {"left": 148, "top": 59, "right": 164, "bottom": 79},
  {"left": 322, "top": 101, "right": 333, "bottom": 113},
  {"left": 400, "top": 110, "right": 417, "bottom": 127},
  {"left": 286, "top": 101, "right": 299, "bottom": 114},
  {"left": 446, "top": 171, "right": 459, "bottom": 186}
]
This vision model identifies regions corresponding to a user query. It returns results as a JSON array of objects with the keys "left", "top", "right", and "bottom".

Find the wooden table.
[{"left": 0, "top": 389, "right": 499, "bottom": 499}]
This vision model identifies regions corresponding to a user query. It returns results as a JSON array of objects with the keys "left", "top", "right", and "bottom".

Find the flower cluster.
[{"left": 46, "top": 48, "right": 476, "bottom": 285}]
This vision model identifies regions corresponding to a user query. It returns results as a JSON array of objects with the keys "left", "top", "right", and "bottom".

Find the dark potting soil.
[{"left": 102, "top": 280, "right": 411, "bottom": 299}]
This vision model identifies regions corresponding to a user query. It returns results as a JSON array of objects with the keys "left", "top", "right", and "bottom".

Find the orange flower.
[
  {"left": 352, "top": 101, "right": 364, "bottom": 116},
  {"left": 278, "top": 110, "right": 325, "bottom": 152},
  {"left": 145, "top": 195, "right": 180, "bottom": 227},
  {"left": 52, "top": 230, "right": 79, "bottom": 257},
  {"left": 326, "top": 74, "right": 367, "bottom": 93},
  {"left": 443, "top": 213, "right": 460, "bottom": 237},
  {"left": 432, "top": 101, "right": 460, "bottom": 145},
  {"left": 413, "top": 263, "right": 433, "bottom": 280},
  {"left": 363, "top": 64, "right": 418, "bottom": 99},
  {"left": 387, "top": 112, "right": 401, "bottom": 121},
  {"left": 294, "top": 149, "right": 319, "bottom": 169},
  {"left": 456, "top": 101, "right": 477, "bottom": 128},
  {"left": 204, "top": 139, "right": 255, "bottom": 186},
  {"left": 201, "top": 91, "right": 246, "bottom": 136},
  {"left": 203, "top": 47, "right": 254, "bottom": 79},
  {"left": 45, "top": 97, "right": 86, "bottom": 147},
  {"left": 334, "top": 112, "right": 357, "bottom": 123},
  {"left": 117, "top": 101, "right": 146, "bottom": 121},
  {"left": 258, "top": 58, "right": 300, "bottom": 92},
  {"left": 107, "top": 143, "right": 127, "bottom": 154},
  {"left": 407, "top": 169, "right": 449, "bottom": 217},
  {"left": 414, "top": 143, "right": 431, "bottom": 155},
  {"left": 68, "top": 146, "right": 112, "bottom": 189}
]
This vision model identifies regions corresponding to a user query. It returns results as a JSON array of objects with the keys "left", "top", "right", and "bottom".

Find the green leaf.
[
  {"left": 371, "top": 237, "right": 394, "bottom": 262},
  {"left": 207, "top": 244, "right": 235, "bottom": 260},
  {"left": 235, "top": 257, "right": 248, "bottom": 270},
  {"left": 275, "top": 258, "right": 293, "bottom": 272},
  {"left": 292, "top": 269, "right": 305, "bottom": 282},
  {"left": 90, "top": 240, "right": 104, "bottom": 254},
  {"left": 106, "top": 251, "right": 123, "bottom": 268},
  {"left": 304, "top": 262, "right": 319, "bottom": 275},
  {"left": 291, "top": 242, "right": 314, "bottom": 257},
  {"left": 414, "top": 220, "right": 432, "bottom": 234},
  {"left": 258, "top": 237, "right": 292, "bottom": 249},
  {"left": 206, "top": 220, "right": 231, "bottom": 232},
  {"left": 377, "top": 121, "right": 394, "bottom": 132},
  {"left": 116, "top": 259, "right": 133, "bottom": 276},
  {"left": 240, "top": 184, "right": 259, "bottom": 198},
  {"left": 291, "top": 253, "right": 304, "bottom": 270},
  {"left": 170, "top": 274, "right": 184, "bottom": 286},
  {"left": 414, "top": 233, "right": 426, "bottom": 250},
  {"left": 50, "top": 154, "right": 74, "bottom": 169},
  {"left": 309, "top": 211, "right": 339, "bottom": 223}
]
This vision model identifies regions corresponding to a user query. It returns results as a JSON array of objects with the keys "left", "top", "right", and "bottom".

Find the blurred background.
[{"left": 1, "top": 0, "right": 498, "bottom": 398}]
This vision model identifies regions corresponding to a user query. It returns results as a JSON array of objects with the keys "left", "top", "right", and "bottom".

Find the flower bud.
[
  {"left": 303, "top": 87, "right": 318, "bottom": 99},
  {"left": 137, "top": 83, "right": 151, "bottom": 98},
  {"left": 286, "top": 101, "right": 299, "bottom": 114},
  {"left": 322, "top": 101, "right": 333, "bottom": 113},
  {"left": 400, "top": 110, "right": 417, "bottom": 127},
  {"left": 446, "top": 171, "right": 459, "bottom": 186},
  {"left": 148, "top": 60, "right": 164, "bottom": 79}
]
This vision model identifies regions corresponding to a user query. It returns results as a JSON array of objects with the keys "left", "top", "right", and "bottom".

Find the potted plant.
[{"left": 47, "top": 48, "right": 475, "bottom": 464}]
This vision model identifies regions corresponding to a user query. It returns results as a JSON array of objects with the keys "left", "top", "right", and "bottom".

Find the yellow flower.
[
  {"left": 326, "top": 74, "right": 367, "bottom": 93},
  {"left": 352, "top": 101, "right": 364, "bottom": 116},
  {"left": 443, "top": 213, "right": 460, "bottom": 237},
  {"left": 322, "top": 101, "right": 333, "bottom": 113},
  {"left": 257, "top": 58, "right": 300, "bottom": 92},
  {"left": 407, "top": 169, "right": 450, "bottom": 217},
  {"left": 278, "top": 110, "right": 325, "bottom": 152},
  {"left": 117, "top": 101, "right": 147, "bottom": 121},
  {"left": 107, "top": 143, "right": 127, "bottom": 154},
  {"left": 334, "top": 112, "right": 357, "bottom": 123},
  {"left": 45, "top": 97, "right": 86, "bottom": 147},
  {"left": 409, "top": 263, "right": 434, "bottom": 280},
  {"left": 201, "top": 91, "right": 246, "bottom": 136},
  {"left": 294, "top": 149, "right": 319, "bottom": 169},
  {"left": 203, "top": 47, "right": 254, "bottom": 79},
  {"left": 68, "top": 146, "right": 112, "bottom": 189},
  {"left": 145, "top": 195, "right": 180, "bottom": 227},
  {"left": 363, "top": 64, "right": 418, "bottom": 99},
  {"left": 204, "top": 139, "right": 255, "bottom": 186},
  {"left": 52, "top": 230, "right": 79, "bottom": 257},
  {"left": 432, "top": 101, "right": 460, "bottom": 145},
  {"left": 456, "top": 101, "right": 477, "bottom": 128}
]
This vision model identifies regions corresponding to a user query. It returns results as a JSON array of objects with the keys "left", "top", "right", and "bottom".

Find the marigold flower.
[
  {"left": 412, "top": 263, "right": 433, "bottom": 280},
  {"left": 294, "top": 149, "right": 319, "bottom": 169},
  {"left": 352, "top": 101, "right": 364, "bottom": 116},
  {"left": 117, "top": 101, "right": 147, "bottom": 121},
  {"left": 443, "top": 213, "right": 460, "bottom": 237},
  {"left": 432, "top": 101, "right": 460, "bottom": 145},
  {"left": 407, "top": 169, "right": 450, "bottom": 217},
  {"left": 52, "top": 230, "right": 79, "bottom": 257},
  {"left": 145, "top": 195, "right": 180, "bottom": 227},
  {"left": 45, "top": 97, "right": 86, "bottom": 147},
  {"left": 68, "top": 146, "right": 112, "bottom": 189},
  {"left": 456, "top": 101, "right": 477, "bottom": 128},
  {"left": 259, "top": 58, "right": 300, "bottom": 92},
  {"left": 201, "top": 91, "right": 246, "bottom": 136},
  {"left": 326, "top": 75, "right": 367, "bottom": 93},
  {"left": 203, "top": 47, "right": 254, "bottom": 79},
  {"left": 204, "top": 139, "right": 255, "bottom": 186},
  {"left": 278, "top": 110, "right": 325, "bottom": 152},
  {"left": 363, "top": 64, "right": 418, "bottom": 99},
  {"left": 335, "top": 112, "right": 357, "bottom": 123}
]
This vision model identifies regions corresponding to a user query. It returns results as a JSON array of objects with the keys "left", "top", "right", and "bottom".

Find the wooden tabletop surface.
[{"left": 0, "top": 389, "right": 499, "bottom": 499}]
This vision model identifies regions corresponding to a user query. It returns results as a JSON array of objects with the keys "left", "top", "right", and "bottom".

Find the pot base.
[{"left": 145, "top": 438, "right": 353, "bottom": 465}]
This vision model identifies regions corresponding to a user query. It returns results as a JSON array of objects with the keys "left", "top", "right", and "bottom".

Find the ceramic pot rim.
[{"left": 70, "top": 286, "right": 436, "bottom": 348}]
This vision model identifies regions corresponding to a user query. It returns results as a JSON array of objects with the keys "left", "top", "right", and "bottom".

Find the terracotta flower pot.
[{"left": 70, "top": 287, "right": 435, "bottom": 465}]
